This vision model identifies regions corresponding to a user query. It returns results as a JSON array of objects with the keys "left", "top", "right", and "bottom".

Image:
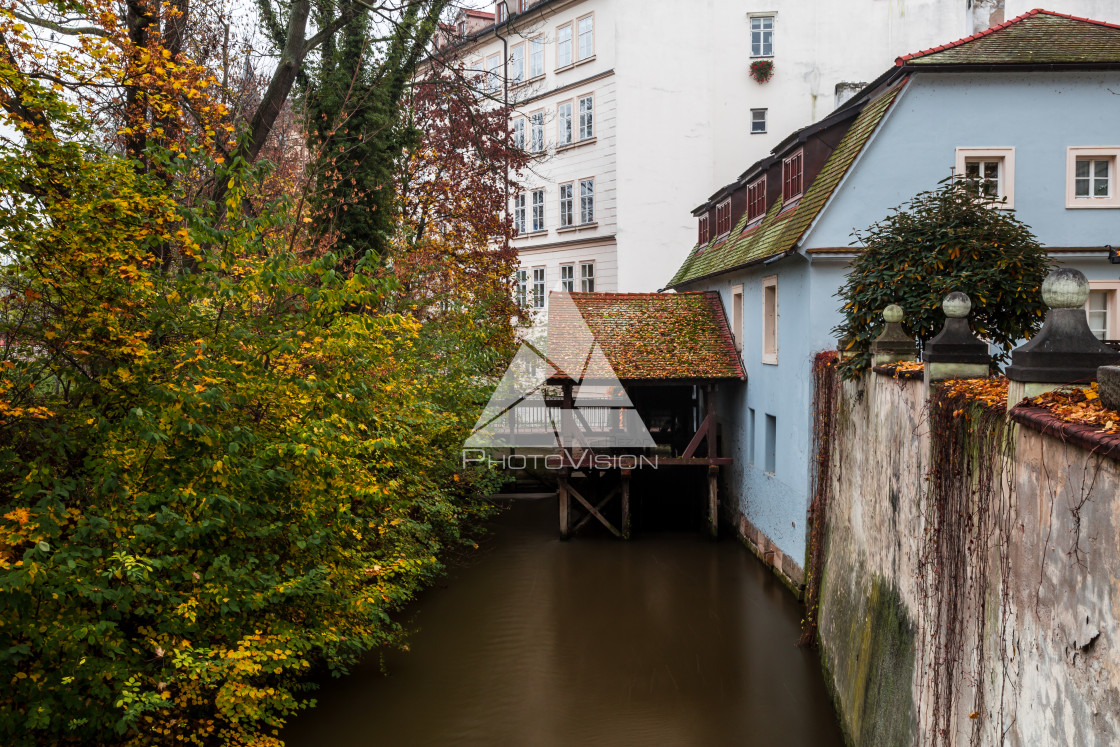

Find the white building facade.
[{"left": 444, "top": 0, "right": 1120, "bottom": 298}]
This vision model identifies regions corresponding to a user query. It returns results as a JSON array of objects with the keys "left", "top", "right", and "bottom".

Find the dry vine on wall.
[
  {"left": 917, "top": 383, "right": 1016, "bottom": 746},
  {"left": 800, "top": 350, "right": 840, "bottom": 647}
]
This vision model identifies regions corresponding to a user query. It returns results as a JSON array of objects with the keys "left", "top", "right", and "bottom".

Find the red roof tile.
[
  {"left": 549, "top": 292, "right": 745, "bottom": 381},
  {"left": 897, "top": 9, "right": 1120, "bottom": 66}
]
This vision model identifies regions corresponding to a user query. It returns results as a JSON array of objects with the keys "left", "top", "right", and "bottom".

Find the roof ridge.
[
  {"left": 895, "top": 9, "right": 1120, "bottom": 66},
  {"left": 561, "top": 291, "right": 707, "bottom": 297}
]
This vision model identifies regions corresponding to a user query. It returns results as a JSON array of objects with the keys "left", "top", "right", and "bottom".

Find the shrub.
[{"left": 833, "top": 177, "right": 1051, "bottom": 377}]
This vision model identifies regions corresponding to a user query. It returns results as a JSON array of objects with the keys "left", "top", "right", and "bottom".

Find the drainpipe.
[{"left": 495, "top": 3, "right": 511, "bottom": 253}]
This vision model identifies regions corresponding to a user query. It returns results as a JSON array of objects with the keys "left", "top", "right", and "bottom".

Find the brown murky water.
[{"left": 284, "top": 498, "right": 845, "bottom": 746}]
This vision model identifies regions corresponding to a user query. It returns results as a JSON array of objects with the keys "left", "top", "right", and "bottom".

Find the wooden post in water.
[
  {"left": 621, "top": 469, "right": 631, "bottom": 539},
  {"left": 706, "top": 385, "right": 719, "bottom": 538},
  {"left": 708, "top": 466, "right": 719, "bottom": 539},
  {"left": 558, "top": 469, "right": 571, "bottom": 539}
]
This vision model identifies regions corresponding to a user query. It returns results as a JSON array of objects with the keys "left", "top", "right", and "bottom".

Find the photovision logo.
[{"left": 462, "top": 290, "right": 657, "bottom": 469}]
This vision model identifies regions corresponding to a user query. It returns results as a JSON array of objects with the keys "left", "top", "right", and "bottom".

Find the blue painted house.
[{"left": 665, "top": 9, "right": 1120, "bottom": 584}]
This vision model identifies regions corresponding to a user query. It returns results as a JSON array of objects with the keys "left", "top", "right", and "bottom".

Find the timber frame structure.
[{"left": 510, "top": 291, "right": 746, "bottom": 539}]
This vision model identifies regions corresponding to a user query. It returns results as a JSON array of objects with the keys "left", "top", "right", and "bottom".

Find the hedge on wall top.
[{"left": 832, "top": 177, "right": 1051, "bottom": 378}]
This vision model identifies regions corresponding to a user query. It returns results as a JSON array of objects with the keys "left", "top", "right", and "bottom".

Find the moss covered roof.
[
  {"left": 897, "top": 9, "right": 1120, "bottom": 66},
  {"left": 667, "top": 83, "right": 903, "bottom": 288},
  {"left": 554, "top": 292, "right": 745, "bottom": 381}
]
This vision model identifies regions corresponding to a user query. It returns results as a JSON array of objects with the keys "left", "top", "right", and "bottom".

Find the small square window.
[
  {"left": 750, "top": 108, "right": 767, "bottom": 134},
  {"left": 955, "top": 147, "right": 1015, "bottom": 208},
  {"left": 1066, "top": 147, "right": 1120, "bottom": 209}
]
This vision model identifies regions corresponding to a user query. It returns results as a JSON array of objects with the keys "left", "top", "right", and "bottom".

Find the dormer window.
[
  {"left": 698, "top": 215, "right": 709, "bottom": 245},
  {"left": 496, "top": 3, "right": 507, "bottom": 22},
  {"left": 458, "top": 21, "right": 466, "bottom": 36},
  {"left": 747, "top": 176, "right": 767, "bottom": 222},
  {"left": 716, "top": 199, "right": 731, "bottom": 236},
  {"left": 782, "top": 150, "right": 803, "bottom": 202}
]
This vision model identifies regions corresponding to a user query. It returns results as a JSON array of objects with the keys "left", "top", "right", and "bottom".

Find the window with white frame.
[
  {"left": 512, "top": 193, "right": 526, "bottom": 235},
  {"left": 578, "top": 95, "right": 594, "bottom": 140},
  {"left": 512, "top": 118, "right": 525, "bottom": 150},
  {"left": 762, "top": 275, "right": 778, "bottom": 364},
  {"left": 1066, "top": 147, "right": 1120, "bottom": 208},
  {"left": 577, "top": 14, "right": 594, "bottom": 60},
  {"left": 529, "top": 111, "right": 544, "bottom": 153},
  {"left": 560, "top": 263, "right": 575, "bottom": 292},
  {"left": 557, "top": 23, "right": 573, "bottom": 68},
  {"left": 530, "top": 36, "right": 544, "bottom": 78},
  {"left": 531, "top": 189, "right": 545, "bottom": 232},
  {"left": 955, "top": 147, "right": 1015, "bottom": 208},
  {"left": 750, "top": 16, "right": 774, "bottom": 57},
  {"left": 559, "top": 183, "right": 574, "bottom": 227},
  {"left": 731, "top": 284, "right": 744, "bottom": 353},
  {"left": 509, "top": 44, "right": 524, "bottom": 85},
  {"left": 580, "top": 261, "right": 595, "bottom": 292},
  {"left": 579, "top": 178, "right": 594, "bottom": 224},
  {"left": 532, "top": 267, "right": 546, "bottom": 309},
  {"left": 1086, "top": 282, "right": 1120, "bottom": 341},
  {"left": 486, "top": 53, "right": 501, "bottom": 92},
  {"left": 557, "top": 100, "right": 573, "bottom": 146},
  {"left": 751, "top": 108, "right": 767, "bottom": 134},
  {"left": 516, "top": 269, "right": 528, "bottom": 306}
]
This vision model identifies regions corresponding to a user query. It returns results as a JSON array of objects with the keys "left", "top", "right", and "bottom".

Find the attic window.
[
  {"left": 698, "top": 215, "right": 709, "bottom": 245},
  {"left": 747, "top": 176, "right": 766, "bottom": 222},
  {"left": 458, "top": 21, "right": 466, "bottom": 36},
  {"left": 782, "top": 150, "right": 803, "bottom": 202},
  {"left": 716, "top": 200, "right": 732, "bottom": 236}
]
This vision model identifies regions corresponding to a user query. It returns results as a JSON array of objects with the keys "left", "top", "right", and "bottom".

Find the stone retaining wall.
[{"left": 817, "top": 371, "right": 1120, "bottom": 745}]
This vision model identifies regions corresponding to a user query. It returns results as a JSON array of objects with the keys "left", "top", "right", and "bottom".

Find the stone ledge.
[
  {"left": 731, "top": 507, "right": 805, "bottom": 596},
  {"left": 1009, "top": 405, "right": 1120, "bottom": 462},
  {"left": 872, "top": 365, "right": 924, "bottom": 380}
]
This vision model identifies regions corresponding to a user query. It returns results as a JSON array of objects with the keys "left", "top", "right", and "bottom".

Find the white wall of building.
[{"left": 454, "top": 0, "right": 1120, "bottom": 295}]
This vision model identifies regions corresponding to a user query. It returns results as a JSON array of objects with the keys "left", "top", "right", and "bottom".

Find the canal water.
[{"left": 284, "top": 498, "right": 845, "bottom": 746}]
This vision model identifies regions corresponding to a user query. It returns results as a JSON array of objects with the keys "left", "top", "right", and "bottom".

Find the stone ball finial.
[
  {"left": 1041, "top": 268, "right": 1090, "bottom": 309},
  {"left": 883, "top": 304, "right": 903, "bottom": 323},
  {"left": 943, "top": 292, "right": 972, "bottom": 319}
]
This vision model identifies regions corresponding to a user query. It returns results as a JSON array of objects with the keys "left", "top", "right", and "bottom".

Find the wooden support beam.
[
  {"left": 558, "top": 471, "right": 571, "bottom": 540},
  {"left": 572, "top": 484, "right": 621, "bottom": 534},
  {"left": 621, "top": 469, "right": 631, "bottom": 539},
  {"left": 568, "top": 482, "right": 622, "bottom": 538},
  {"left": 705, "top": 385, "right": 718, "bottom": 459},
  {"left": 681, "top": 412, "right": 713, "bottom": 459},
  {"left": 708, "top": 466, "right": 719, "bottom": 539}
]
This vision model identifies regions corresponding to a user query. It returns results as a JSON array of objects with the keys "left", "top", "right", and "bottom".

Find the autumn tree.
[{"left": 0, "top": 7, "right": 510, "bottom": 744}]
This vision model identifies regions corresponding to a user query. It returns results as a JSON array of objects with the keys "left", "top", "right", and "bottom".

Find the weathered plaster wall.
[{"left": 819, "top": 372, "right": 1120, "bottom": 745}]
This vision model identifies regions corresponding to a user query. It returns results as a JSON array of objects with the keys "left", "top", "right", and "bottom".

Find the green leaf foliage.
[{"left": 833, "top": 177, "right": 1051, "bottom": 378}]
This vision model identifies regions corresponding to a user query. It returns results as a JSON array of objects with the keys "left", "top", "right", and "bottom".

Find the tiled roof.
[
  {"left": 667, "top": 82, "right": 904, "bottom": 288},
  {"left": 552, "top": 292, "right": 745, "bottom": 381},
  {"left": 897, "top": 9, "right": 1120, "bottom": 66}
]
